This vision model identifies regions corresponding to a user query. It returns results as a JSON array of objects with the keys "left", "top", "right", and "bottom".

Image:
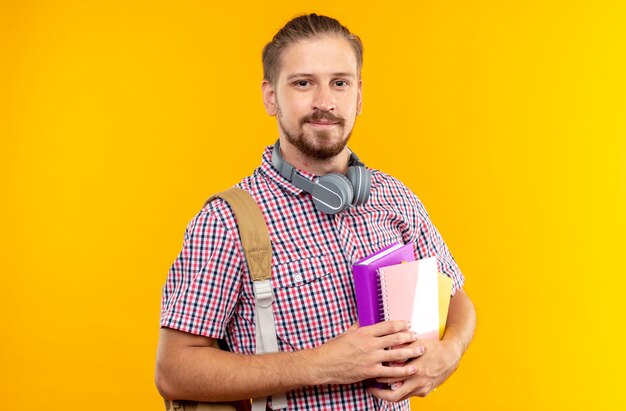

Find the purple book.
[{"left": 352, "top": 242, "right": 416, "bottom": 327}]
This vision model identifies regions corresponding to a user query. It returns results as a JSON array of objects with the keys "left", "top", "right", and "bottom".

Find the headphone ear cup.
[
  {"left": 311, "top": 173, "right": 354, "bottom": 215},
  {"left": 346, "top": 166, "right": 372, "bottom": 206}
]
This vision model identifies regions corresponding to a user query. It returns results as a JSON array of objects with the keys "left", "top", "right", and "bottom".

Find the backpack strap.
[{"left": 207, "top": 187, "right": 288, "bottom": 411}]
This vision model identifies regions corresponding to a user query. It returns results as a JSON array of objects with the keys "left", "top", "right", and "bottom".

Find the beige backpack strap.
[
  {"left": 206, "top": 187, "right": 288, "bottom": 411},
  {"left": 207, "top": 188, "right": 271, "bottom": 281}
]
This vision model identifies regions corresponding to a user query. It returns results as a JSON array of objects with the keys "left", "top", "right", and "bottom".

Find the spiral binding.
[{"left": 378, "top": 272, "right": 390, "bottom": 321}]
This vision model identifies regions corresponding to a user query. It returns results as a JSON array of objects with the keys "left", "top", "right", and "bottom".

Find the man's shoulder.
[
  {"left": 368, "top": 167, "right": 432, "bottom": 215},
  {"left": 370, "top": 168, "right": 415, "bottom": 197},
  {"left": 200, "top": 167, "right": 272, "bottom": 217},
  {"left": 371, "top": 168, "right": 405, "bottom": 186}
]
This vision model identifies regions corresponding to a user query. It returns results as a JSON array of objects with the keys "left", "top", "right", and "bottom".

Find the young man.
[{"left": 156, "top": 14, "right": 475, "bottom": 410}]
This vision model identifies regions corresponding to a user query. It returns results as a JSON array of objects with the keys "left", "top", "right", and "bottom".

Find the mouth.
[
  {"left": 307, "top": 121, "right": 339, "bottom": 127},
  {"left": 301, "top": 112, "right": 344, "bottom": 129}
]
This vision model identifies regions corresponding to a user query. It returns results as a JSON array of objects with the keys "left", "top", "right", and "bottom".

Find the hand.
[
  {"left": 312, "top": 321, "right": 425, "bottom": 385},
  {"left": 368, "top": 338, "right": 462, "bottom": 402}
]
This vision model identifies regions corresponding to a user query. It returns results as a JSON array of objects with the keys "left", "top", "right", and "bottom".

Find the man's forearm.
[
  {"left": 156, "top": 321, "right": 422, "bottom": 402},
  {"left": 155, "top": 329, "right": 320, "bottom": 401},
  {"left": 441, "top": 288, "right": 476, "bottom": 356}
]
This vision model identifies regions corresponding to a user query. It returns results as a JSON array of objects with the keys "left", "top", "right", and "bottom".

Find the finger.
[
  {"left": 373, "top": 362, "right": 417, "bottom": 380},
  {"left": 373, "top": 382, "right": 405, "bottom": 391},
  {"left": 376, "top": 362, "right": 409, "bottom": 384},
  {"left": 376, "top": 376, "right": 406, "bottom": 384},
  {"left": 368, "top": 385, "right": 404, "bottom": 403},
  {"left": 378, "top": 332, "right": 420, "bottom": 350},
  {"left": 400, "top": 385, "right": 434, "bottom": 401},
  {"left": 381, "top": 344, "right": 425, "bottom": 363},
  {"left": 390, "top": 382, "right": 404, "bottom": 391},
  {"left": 369, "top": 377, "right": 418, "bottom": 402},
  {"left": 366, "top": 320, "right": 411, "bottom": 337}
]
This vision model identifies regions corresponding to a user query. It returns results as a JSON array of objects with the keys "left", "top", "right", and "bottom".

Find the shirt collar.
[{"left": 259, "top": 145, "right": 317, "bottom": 197}]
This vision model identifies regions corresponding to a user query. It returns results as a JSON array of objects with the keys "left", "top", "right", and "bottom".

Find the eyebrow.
[{"left": 285, "top": 72, "right": 356, "bottom": 81}]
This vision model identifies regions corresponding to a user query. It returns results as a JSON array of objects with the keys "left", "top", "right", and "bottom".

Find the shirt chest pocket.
[{"left": 270, "top": 255, "right": 348, "bottom": 351}]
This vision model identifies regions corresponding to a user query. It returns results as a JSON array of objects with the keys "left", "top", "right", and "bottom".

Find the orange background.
[{"left": 3, "top": 1, "right": 625, "bottom": 409}]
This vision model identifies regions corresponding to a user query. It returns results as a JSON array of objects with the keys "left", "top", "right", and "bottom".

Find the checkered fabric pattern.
[{"left": 160, "top": 145, "right": 465, "bottom": 410}]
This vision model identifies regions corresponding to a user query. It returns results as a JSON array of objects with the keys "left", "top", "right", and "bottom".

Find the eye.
[
  {"left": 334, "top": 80, "right": 349, "bottom": 87},
  {"left": 294, "top": 80, "right": 311, "bottom": 87}
]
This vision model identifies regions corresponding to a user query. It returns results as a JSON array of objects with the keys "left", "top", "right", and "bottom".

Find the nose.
[{"left": 312, "top": 85, "right": 335, "bottom": 112}]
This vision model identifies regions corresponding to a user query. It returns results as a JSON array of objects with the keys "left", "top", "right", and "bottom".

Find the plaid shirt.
[{"left": 160, "top": 145, "right": 464, "bottom": 410}]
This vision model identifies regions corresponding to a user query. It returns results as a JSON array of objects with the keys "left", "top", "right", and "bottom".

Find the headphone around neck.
[{"left": 271, "top": 139, "right": 372, "bottom": 215}]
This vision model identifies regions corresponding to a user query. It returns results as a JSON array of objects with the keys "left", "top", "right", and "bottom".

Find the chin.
[
  {"left": 303, "top": 133, "right": 350, "bottom": 160},
  {"left": 281, "top": 120, "right": 353, "bottom": 160}
]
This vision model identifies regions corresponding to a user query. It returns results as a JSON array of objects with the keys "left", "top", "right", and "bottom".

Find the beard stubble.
[{"left": 277, "top": 105, "right": 355, "bottom": 161}]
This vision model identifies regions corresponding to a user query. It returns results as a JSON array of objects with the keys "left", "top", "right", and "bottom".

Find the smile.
[{"left": 307, "top": 121, "right": 339, "bottom": 127}]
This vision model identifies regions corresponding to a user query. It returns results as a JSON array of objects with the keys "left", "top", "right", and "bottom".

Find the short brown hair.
[{"left": 262, "top": 14, "right": 363, "bottom": 85}]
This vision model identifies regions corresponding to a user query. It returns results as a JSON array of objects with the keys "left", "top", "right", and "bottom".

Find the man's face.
[{"left": 263, "top": 35, "right": 362, "bottom": 160}]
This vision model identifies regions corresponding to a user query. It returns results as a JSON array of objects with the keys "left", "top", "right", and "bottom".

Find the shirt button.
[{"left": 294, "top": 274, "right": 303, "bottom": 283}]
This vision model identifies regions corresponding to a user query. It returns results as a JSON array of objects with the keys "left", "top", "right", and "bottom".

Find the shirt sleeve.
[
  {"left": 382, "top": 175, "right": 465, "bottom": 294},
  {"left": 412, "top": 198, "right": 465, "bottom": 294},
  {"left": 160, "top": 205, "right": 244, "bottom": 338}
]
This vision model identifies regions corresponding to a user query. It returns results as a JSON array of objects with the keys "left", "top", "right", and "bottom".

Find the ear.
[
  {"left": 356, "top": 79, "right": 363, "bottom": 115},
  {"left": 262, "top": 80, "right": 278, "bottom": 116}
]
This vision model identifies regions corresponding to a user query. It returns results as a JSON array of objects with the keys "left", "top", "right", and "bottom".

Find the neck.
[{"left": 278, "top": 138, "right": 351, "bottom": 176}]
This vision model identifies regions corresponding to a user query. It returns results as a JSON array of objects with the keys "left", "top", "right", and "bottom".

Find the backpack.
[{"left": 165, "top": 188, "right": 287, "bottom": 411}]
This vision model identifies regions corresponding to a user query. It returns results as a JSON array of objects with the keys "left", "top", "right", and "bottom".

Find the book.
[
  {"left": 437, "top": 272, "right": 453, "bottom": 339},
  {"left": 378, "top": 263, "right": 418, "bottom": 325},
  {"left": 352, "top": 242, "right": 415, "bottom": 327},
  {"left": 378, "top": 257, "right": 443, "bottom": 340}
]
